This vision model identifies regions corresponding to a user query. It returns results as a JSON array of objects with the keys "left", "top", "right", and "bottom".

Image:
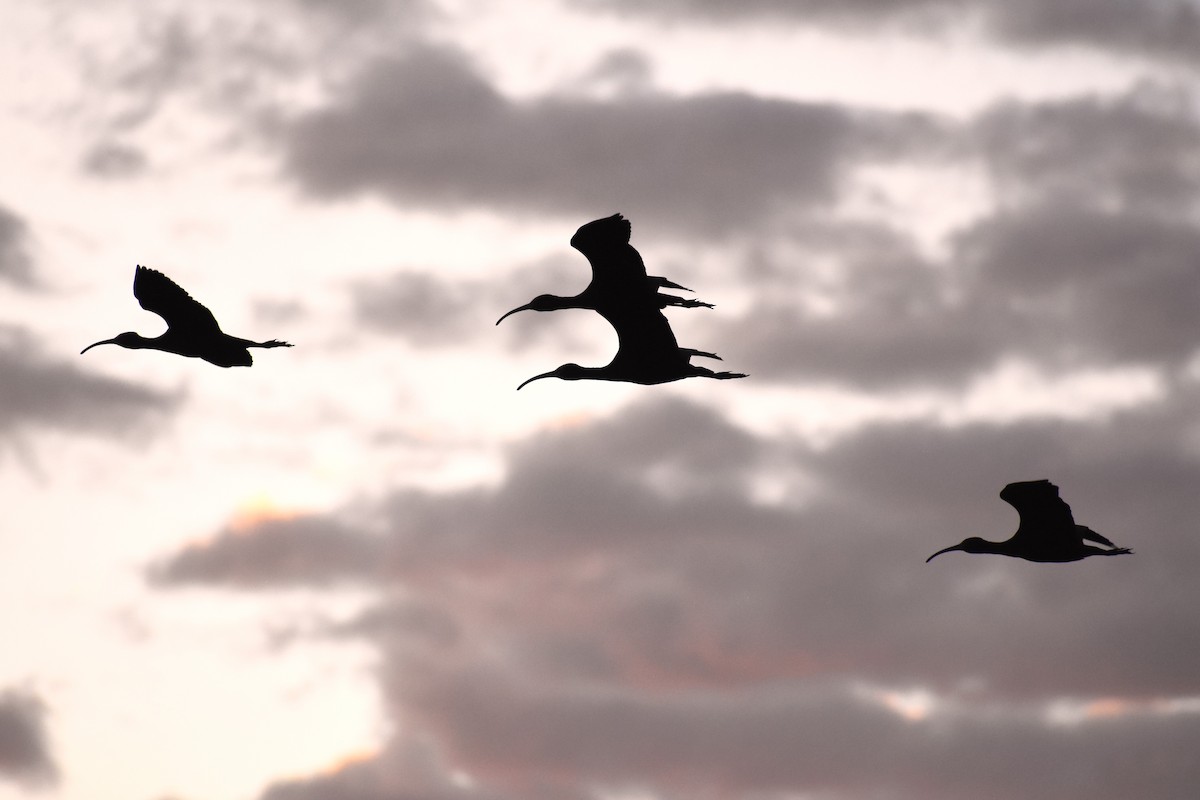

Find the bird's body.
[
  {"left": 82, "top": 266, "right": 292, "bottom": 367},
  {"left": 499, "top": 214, "right": 744, "bottom": 389},
  {"left": 926, "top": 479, "right": 1132, "bottom": 563}
]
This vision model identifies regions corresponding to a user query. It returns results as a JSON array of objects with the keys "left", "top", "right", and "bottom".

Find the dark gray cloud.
[
  {"left": 575, "top": 0, "right": 1200, "bottom": 63},
  {"left": 721, "top": 84, "right": 1200, "bottom": 388},
  {"left": 81, "top": 141, "right": 148, "bottom": 178},
  {"left": 150, "top": 514, "right": 385, "bottom": 589},
  {"left": 280, "top": 44, "right": 945, "bottom": 232},
  {"left": 352, "top": 254, "right": 629, "bottom": 354},
  {"left": 353, "top": 272, "right": 482, "bottom": 346},
  {"left": 0, "top": 328, "right": 179, "bottom": 444},
  {"left": 152, "top": 392, "right": 1200, "bottom": 798},
  {"left": 0, "top": 689, "right": 57, "bottom": 788},
  {"left": 972, "top": 85, "right": 1200, "bottom": 213},
  {"left": 0, "top": 205, "right": 33, "bottom": 288}
]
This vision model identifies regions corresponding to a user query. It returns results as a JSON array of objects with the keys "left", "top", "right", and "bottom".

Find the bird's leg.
[
  {"left": 680, "top": 348, "right": 721, "bottom": 361},
  {"left": 649, "top": 276, "right": 693, "bottom": 292},
  {"left": 657, "top": 293, "right": 714, "bottom": 310},
  {"left": 248, "top": 339, "right": 294, "bottom": 349}
]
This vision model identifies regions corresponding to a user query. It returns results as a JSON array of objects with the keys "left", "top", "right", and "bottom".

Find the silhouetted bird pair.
[{"left": 498, "top": 213, "right": 746, "bottom": 388}]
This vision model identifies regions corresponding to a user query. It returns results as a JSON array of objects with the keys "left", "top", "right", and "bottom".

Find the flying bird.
[
  {"left": 500, "top": 214, "right": 744, "bottom": 389},
  {"left": 82, "top": 266, "right": 293, "bottom": 367},
  {"left": 926, "top": 479, "right": 1132, "bottom": 563},
  {"left": 496, "top": 213, "right": 712, "bottom": 326},
  {"left": 515, "top": 305, "right": 746, "bottom": 389}
]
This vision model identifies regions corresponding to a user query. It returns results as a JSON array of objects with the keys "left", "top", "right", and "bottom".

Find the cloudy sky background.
[{"left": 3, "top": 1, "right": 1200, "bottom": 798}]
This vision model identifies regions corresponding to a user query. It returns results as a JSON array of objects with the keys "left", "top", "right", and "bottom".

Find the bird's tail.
[{"left": 681, "top": 348, "right": 721, "bottom": 361}]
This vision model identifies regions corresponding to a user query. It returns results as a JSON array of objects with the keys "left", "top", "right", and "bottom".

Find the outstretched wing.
[
  {"left": 1000, "top": 479, "right": 1077, "bottom": 545},
  {"left": 570, "top": 213, "right": 650, "bottom": 291},
  {"left": 133, "top": 266, "right": 221, "bottom": 333}
]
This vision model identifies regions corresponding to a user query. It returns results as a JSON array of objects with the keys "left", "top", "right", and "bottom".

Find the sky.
[{"left": 2, "top": 0, "right": 1200, "bottom": 798}]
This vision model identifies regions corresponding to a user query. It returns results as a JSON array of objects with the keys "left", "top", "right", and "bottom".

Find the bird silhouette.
[
  {"left": 82, "top": 266, "right": 293, "bottom": 367},
  {"left": 496, "top": 214, "right": 712, "bottom": 326},
  {"left": 926, "top": 479, "right": 1132, "bottom": 563},
  {"left": 500, "top": 215, "right": 743, "bottom": 389}
]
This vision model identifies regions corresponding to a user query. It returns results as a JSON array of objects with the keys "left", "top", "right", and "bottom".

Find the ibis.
[
  {"left": 926, "top": 479, "right": 1132, "bottom": 563},
  {"left": 82, "top": 266, "right": 292, "bottom": 367}
]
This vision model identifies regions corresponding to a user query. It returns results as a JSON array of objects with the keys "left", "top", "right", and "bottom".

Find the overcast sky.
[{"left": 2, "top": 1, "right": 1200, "bottom": 798}]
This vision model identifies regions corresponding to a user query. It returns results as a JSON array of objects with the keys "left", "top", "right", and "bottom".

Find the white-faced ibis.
[
  {"left": 82, "top": 266, "right": 293, "bottom": 367},
  {"left": 495, "top": 213, "right": 712, "bottom": 325},
  {"left": 926, "top": 479, "right": 1132, "bottom": 563},
  {"left": 515, "top": 283, "right": 745, "bottom": 388}
]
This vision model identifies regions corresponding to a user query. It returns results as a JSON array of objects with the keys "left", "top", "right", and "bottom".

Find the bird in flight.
[
  {"left": 501, "top": 214, "right": 744, "bottom": 389},
  {"left": 926, "top": 479, "right": 1132, "bottom": 563},
  {"left": 82, "top": 266, "right": 293, "bottom": 367},
  {"left": 496, "top": 213, "right": 712, "bottom": 326}
]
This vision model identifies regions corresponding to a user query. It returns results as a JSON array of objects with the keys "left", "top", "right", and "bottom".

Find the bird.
[
  {"left": 926, "top": 479, "right": 1132, "bottom": 563},
  {"left": 495, "top": 213, "right": 712, "bottom": 326},
  {"left": 500, "top": 214, "right": 744, "bottom": 389},
  {"left": 513, "top": 268, "right": 745, "bottom": 389},
  {"left": 82, "top": 266, "right": 293, "bottom": 368}
]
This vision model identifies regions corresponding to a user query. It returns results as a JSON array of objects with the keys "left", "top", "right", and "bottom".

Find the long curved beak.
[
  {"left": 496, "top": 303, "right": 534, "bottom": 326},
  {"left": 81, "top": 338, "right": 118, "bottom": 355},
  {"left": 517, "top": 371, "right": 556, "bottom": 391},
  {"left": 925, "top": 545, "right": 962, "bottom": 563}
]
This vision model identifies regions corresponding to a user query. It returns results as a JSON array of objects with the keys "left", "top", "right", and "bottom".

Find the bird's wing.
[
  {"left": 1076, "top": 525, "right": 1117, "bottom": 548},
  {"left": 133, "top": 266, "right": 221, "bottom": 333},
  {"left": 572, "top": 214, "right": 650, "bottom": 293},
  {"left": 1001, "top": 479, "right": 1077, "bottom": 545}
]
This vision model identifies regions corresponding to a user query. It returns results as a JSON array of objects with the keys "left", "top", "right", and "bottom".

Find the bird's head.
[
  {"left": 516, "top": 363, "right": 588, "bottom": 390},
  {"left": 496, "top": 294, "right": 563, "bottom": 325},
  {"left": 926, "top": 537, "right": 989, "bottom": 562},
  {"left": 81, "top": 332, "right": 145, "bottom": 354}
]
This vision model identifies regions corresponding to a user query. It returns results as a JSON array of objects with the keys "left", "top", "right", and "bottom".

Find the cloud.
[
  {"left": 0, "top": 328, "right": 179, "bottom": 446},
  {"left": 80, "top": 141, "right": 149, "bottom": 178},
  {"left": 0, "top": 205, "right": 33, "bottom": 288},
  {"left": 574, "top": 0, "right": 1200, "bottom": 64},
  {"left": 149, "top": 513, "right": 385, "bottom": 589},
  {"left": 0, "top": 689, "right": 58, "bottom": 789},
  {"left": 719, "top": 84, "right": 1200, "bottom": 388},
  {"left": 351, "top": 254, "right": 629, "bottom": 351},
  {"left": 971, "top": 84, "right": 1200, "bottom": 213},
  {"left": 151, "top": 392, "right": 1200, "bottom": 798},
  {"left": 352, "top": 272, "right": 483, "bottom": 346},
  {"left": 280, "top": 44, "right": 945, "bottom": 231}
]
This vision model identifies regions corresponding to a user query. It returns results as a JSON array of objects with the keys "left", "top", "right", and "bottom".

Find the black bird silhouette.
[
  {"left": 500, "top": 215, "right": 744, "bottom": 389},
  {"left": 926, "top": 479, "right": 1132, "bottom": 563},
  {"left": 496, "top": 214, "right": 712, "bottom": 325},
  {"left": 82, "top": 266, "right": 293, "bottom": 367}
]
